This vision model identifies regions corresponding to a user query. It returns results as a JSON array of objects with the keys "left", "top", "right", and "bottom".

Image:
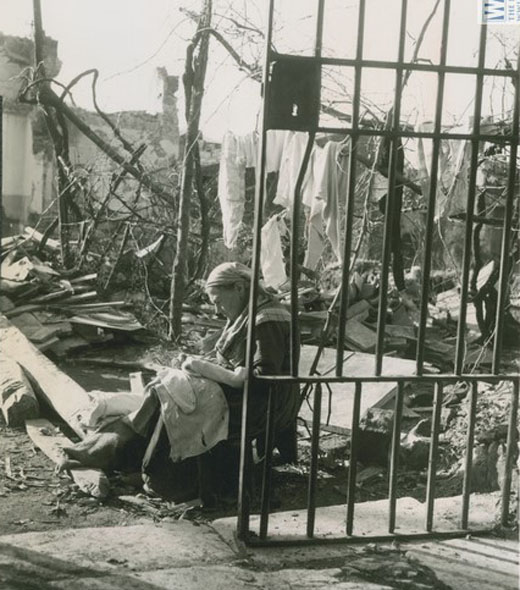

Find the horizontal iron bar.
[
  {"left": 253, "top": 374, "right": 520, "bottom": 384},
  {"left": 314, "top": 127, "right": 516, "bottom": 142},
  {"left": 242, "top": 528, "right": 493, "bottom": 548},
  {"left": 270, "top": 52, "right": 518, "bottom": 78}
]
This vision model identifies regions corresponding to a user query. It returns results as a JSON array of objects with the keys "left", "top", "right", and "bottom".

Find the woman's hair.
[
  {"left": 205, "top": 262, "right": 268, "bottom": 297},
  {"left": 205, "top": 262, "right": 252, "bottom": 290}
]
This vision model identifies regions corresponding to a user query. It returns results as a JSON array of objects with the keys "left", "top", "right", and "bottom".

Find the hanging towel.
[
  {"left": 218, "top": 131, "right": 246, "bottom": 248},
  {"left": 274, "top": 131, "right": 314, "bottom": 208},
  {"left": 304, "top": 141, "right": 349, "bottom": 267},
  {"left": 265, "top": 130, "right": 288, "bottom": 173},
  {"left": 261, "top": 216, "right": 287, "bottom": 289}
]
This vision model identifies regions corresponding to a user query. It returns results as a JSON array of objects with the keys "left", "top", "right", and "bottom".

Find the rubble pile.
[{"left": 0, "top": 228, "right": 144, "bottom": 359}]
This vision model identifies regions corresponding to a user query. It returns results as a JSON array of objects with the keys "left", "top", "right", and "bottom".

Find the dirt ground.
[{"left": 1, "top": 342, "right": 518, "bottom": 538}]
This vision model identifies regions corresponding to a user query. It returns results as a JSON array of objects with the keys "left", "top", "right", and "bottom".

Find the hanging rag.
[
  {"left": 261, "top": 215, "right": 287, "bottom": 289},
  {"left": 265, "top": 130, "right": 288, "bottom": 173},
  {"left": 303, "top": 140, "right": 349, "bottom": 268},
  {"left": 415, "top": 120, "right": 460, "bottom": 219},
  {"left": 131, "top": 368, "right": 229, "bottom": 463},
  {"left": 218, "top": 131, "right": 246, "bottom": 248},
  {"left": 274, "top": 131, "right": 315, "bottom": 208}
]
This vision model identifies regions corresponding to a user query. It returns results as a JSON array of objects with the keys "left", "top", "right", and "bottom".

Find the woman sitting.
[{"left": 63, "top": 262, "right": 300, "bottom": 502}]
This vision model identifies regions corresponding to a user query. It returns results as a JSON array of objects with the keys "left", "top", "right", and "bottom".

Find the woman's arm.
[{"left": 182, "top": 357, "right": 246, "bottom": 388}]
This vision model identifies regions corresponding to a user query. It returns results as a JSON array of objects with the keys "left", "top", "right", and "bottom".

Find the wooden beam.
[
  {"left": 0, "top": 314, "right": 91, "bottom": 438},
  {"left": 26, "top": 418, "right": 109, "bottom": 498},
  {"left": 0, "top": 356, "right": 39, "bottom": 426}
]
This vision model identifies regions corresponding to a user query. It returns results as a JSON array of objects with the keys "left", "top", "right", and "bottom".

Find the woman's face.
[{"left": 206, "top": 284, "right": 247, "bottom": 321}]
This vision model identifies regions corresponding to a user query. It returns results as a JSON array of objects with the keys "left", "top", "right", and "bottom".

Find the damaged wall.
[{"left": 0, "top": 32, "right": 59, "bottom": 231}]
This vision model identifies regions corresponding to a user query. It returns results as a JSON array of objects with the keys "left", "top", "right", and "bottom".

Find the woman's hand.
[{"left": 181, "top": 355, "right": 202, "bottom": 376}]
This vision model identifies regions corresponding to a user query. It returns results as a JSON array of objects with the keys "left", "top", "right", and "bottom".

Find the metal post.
[
  {"left": 388, "top": 382, "right": 404, "bottom": 533},
  {"left": 416, "top": 0, "right": 450, "bottom": 374},
  {"left": 238, "top": 0, "right": 275, "bottom": 541},
  {"left": 291, "top": 134, "right": 316, "bottom": 375},
  {"left": 492, "top": 52, "right": 520, "bottom": 373},
  {"left": 461, "top": 381, "right": 478, "bottom": 529},
  {"left": 500, "top": 380, "right": 519, "bottom": 526},
  {"left": 454, "top": 27, "right": 487, "bottom": 374},
  {"left": 375, "top": 0, "right": 408, "bottom": 375},
  {"left": 259, "top": 389, "right": 276, "bottom": 539},
  {"left": 336, "top": 0, "right": 366, "bottom": 374},
  {"left": 346, "top": 382, "right": 362, "bottom": 535},
  {"left": 425, "top": 381, "right": 443, "bottom": 531},
  {"left": 307, "top": 382, "right": 323, "bottom": 538}
]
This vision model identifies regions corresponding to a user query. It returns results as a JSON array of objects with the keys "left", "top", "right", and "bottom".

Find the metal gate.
[{"left": 237, "top": 0, "right": 519, "bottom": 545}]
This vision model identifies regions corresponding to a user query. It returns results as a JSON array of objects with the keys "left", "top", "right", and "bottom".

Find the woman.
[{"left": 63, "top": 262, "right": 300, "bottom": 501}]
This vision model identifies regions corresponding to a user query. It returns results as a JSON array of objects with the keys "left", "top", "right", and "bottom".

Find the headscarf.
[
  {"left": 205, "top": 263, "right": 290, "bottom": 370},
  {"left": 205, "top": 262, "right": 253, "bottom": 290}
]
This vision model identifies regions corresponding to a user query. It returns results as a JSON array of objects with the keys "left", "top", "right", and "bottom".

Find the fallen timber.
[{"left": 0, "top": 313, "right": 108, "bottom": 498}]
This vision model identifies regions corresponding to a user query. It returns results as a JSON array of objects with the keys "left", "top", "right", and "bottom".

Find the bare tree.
[{"left": 168, "top": 0, "right": 213, "bottom": 339}]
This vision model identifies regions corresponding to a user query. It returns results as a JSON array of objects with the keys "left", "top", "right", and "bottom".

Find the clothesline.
[{"left": 216, "top": 121, "right": 509, "bottom": 289}]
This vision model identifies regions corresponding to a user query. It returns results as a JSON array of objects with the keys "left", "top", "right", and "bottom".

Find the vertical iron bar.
[
  {"left": 425, "top": 381, "right": 443, "bottom": 531},
  {"left": 290, "top": 134, "right": 316, "bottom": 375},
  {"left": 336, "top": 0, "right": 366, "bottom": 375},
  {"left": 500, "top": 380, "right": 519, "bottom": 526},
  {"left": 375, "top": 0, "right": 408, "bottom": 375},
  {"left": 315, "top": 0, "right": 326, "bottom": 53},
  {"left": 238, "top": 0, "right": 275, "bottom": 541},
  {"left": 416, "top": 0, "right": 450, "bottom": 374},
  {"left": 291, "top": 0, "right": 325, "bottom": 375},
  {"left": 388, "top": 382, "right": 404, "bottom": 533},
  {"left": 307, "top": 382, "right": 323, "bottom": 538},
  {"left": 259, "top": 389, "right": 275, "bottom": 539},
  {"left": 461, "top": 381, "right": 478, "bottom": 529},
  {"left": 454, "top": 27, "right": 487, "bottom": 375},
  {"left": 492, "top": 53, "right": 520, "bottom": 373},
  {"left": 346, "top": 382, "right": 362, "bottom": 535},
  {"left": 0, "top": 96, "right": 3, "bottom": 259}
]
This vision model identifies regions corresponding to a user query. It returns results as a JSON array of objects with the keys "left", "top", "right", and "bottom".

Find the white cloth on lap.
[{"left": 151, "top": 368, "right": 229, "bottom": 462}]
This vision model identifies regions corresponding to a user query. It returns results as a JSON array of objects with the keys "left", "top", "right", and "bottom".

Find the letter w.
[{"left": 484, "top": 0, "right": 505, "bottom": 21}]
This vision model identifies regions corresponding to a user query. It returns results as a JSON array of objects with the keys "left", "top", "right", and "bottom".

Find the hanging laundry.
[
  {"left": 261, "top": 215, "right": 287, "bottom": 289},
  {"left": 265, "top": 130, "right": 288, "bottom": 173},
  {"left": 218, "top": 131, "right": 246, "bottom": 249},
  {"left": 240, "top": 131, "right": 258, "bottom": 168},
  {"left": 415, "top": 120, "right": 460, "bottom": 219},
  {"left": 274, "top": 131, "right": 315, "bottom": 209},
  {"left": 303, "top": 140, "right": 350, "bottom": 268}
]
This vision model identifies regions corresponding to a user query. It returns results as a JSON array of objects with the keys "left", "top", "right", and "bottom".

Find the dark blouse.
[{"left": 220, "top": 319, "right": 300, "bottom": 440}]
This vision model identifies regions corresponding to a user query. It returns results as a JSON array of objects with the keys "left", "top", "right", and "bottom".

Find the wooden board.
[
  {"left": 0, "top": 314, "right": 92, "bottom": 438},
  {"left": 25, "top": 418, "right": 109, "bottom": 498},
  {"left": 298, "top": 346, "right": 417, "bottom": 434},
  {"left": 343, "top": 319, "right": 377, "bottom": 352}
]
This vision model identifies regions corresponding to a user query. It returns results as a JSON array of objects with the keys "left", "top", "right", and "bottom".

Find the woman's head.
[{"left": 205, "top": 262, "right": 251, "bottom": 321}]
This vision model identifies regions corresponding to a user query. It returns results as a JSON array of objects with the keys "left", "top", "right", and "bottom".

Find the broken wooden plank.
[
  {"left": 10, "top": 312, "right": 63, "bottom": 343},
  {"left": 344, "top": 318, "right": 377, "bottom": 352},
  {"left": 24, "top": 226, "right": 60, "bottom": 251},
  {"left": 25, "top": 418, "right": 109, "bottom": 499},
  {"left": 0, "top": 314, "right": 92, "bottom": 438},
  {"left": 0, "top": 355, "right": 39, "bottom": 426},
  {"left": 346, "top": 299, "right": 370, "bottom": 319}
]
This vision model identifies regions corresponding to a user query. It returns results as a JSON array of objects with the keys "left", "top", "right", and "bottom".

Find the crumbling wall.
[{"left": 0, "top": 32, "right": 59, "bottom": 231}]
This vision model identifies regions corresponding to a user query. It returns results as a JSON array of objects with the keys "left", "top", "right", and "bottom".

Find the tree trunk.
[
  {"left": 33, "top": 0, "right": 72, "bottom": 267},
  {"left": 168, "top": 0, "right": 212, "bottom": 339}
]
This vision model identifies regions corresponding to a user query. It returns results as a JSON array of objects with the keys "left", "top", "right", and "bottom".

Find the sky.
[{"left": 1, "top": 0, "right": 519, "bottom": 141}]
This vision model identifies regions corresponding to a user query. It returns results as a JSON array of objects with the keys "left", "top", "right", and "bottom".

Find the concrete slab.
[
  {"left": 212, "top": 492, "right": 501, "bottom": 546},
  {"left": 0, "top": 522, "right": 236, "bottom": 573},
  {"left": 130, "top": 565, "right": 392, "bottom": 590},
  {"left": 405, "top": 536, "right": 519, "bottom": 590},
  {"left": 298, "top": 347, "right": 417, "bottom": 433}
]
